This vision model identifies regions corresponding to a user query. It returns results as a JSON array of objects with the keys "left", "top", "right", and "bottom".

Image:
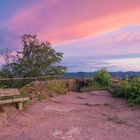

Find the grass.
[
  {"left": 46, "top": 80, "right": 68, "bottom": 95},
  {"left": 38, "top": 94, "right": 48, "bottom": 101}
]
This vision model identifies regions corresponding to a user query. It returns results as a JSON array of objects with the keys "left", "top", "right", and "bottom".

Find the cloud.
[
  {"left": 62, "top": 58, "right": 140, "bottom": 72},
  {"left": 56, "top": 25, "right": 140, "bottom": 57},
  {"left": 0, "top": 0, "right": 140, "bottom": 60},
  {"left": 1, "top": 0, "right": 140, "bottom": 44},
  {"left": 62, "top": 60, "right": 115, "bottom": 72}
]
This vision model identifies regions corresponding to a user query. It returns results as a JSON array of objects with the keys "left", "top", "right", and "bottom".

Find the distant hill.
[{"left": 63, "top": 71, "right": 140, "bottom": 79}]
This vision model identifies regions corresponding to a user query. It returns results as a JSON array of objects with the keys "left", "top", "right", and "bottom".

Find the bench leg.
[{"left": 18, "top": 102, "right": 23, "bottom": 110}]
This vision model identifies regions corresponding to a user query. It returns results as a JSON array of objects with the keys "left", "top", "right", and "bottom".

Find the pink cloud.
[
  {"left": 3, "top": 0, "right": 140, "bottom": 44},
  {"left": 55, "top": 25, "right": 140, "bottom": 57},
  {"left": 1, "top": 0, "right": 140, "bottom": 61}
]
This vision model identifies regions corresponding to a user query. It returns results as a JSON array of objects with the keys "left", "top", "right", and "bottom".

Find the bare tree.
[
  {"left": 0, "top": 48, "right": 14, "bottom": 68},
  {"left": 0, "top": 48, "right": 15, "bottom": 77}
]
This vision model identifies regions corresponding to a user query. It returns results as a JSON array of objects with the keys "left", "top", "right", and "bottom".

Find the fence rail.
[
  {"left": 0, "top": 75, "right": 64, "bottom": 88},
  {"left": 0, "top": 75, "right": 63, "bottom": 81}
]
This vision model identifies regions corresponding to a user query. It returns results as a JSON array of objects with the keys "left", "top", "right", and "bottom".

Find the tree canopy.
[{"left": 1, "top": 34, "right": 66, "bottom": 78}]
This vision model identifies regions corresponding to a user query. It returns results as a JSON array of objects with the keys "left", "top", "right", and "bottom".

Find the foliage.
[
  {"left": 112, "top": 80, "right": 131, "bottom": 98},
  {"left": 74, "top": 69, "right": 112, "bottom": 92},
  {"left": 74, "top": 75, "right": 111, "bottom": 92},
  {"left": 0, "top": 34, "right": 66, "bottom": 79},
  {"left": 112, "top": 77, "right": 140, "bottom": 105},
  {"left": 0, "top": 79, "right": 33, "bottom": 89},
  {"left": 80, "top": 81, "right": 111, "bottom": 92},
  {"left": 94, "top": 68, "right": 112, "bottom": 87},
  {"left": 46, "top": 80, "right": 68, "bottom": 95},
  {"left": 0, "top": 48, "right": 15, "bottom": 78}
]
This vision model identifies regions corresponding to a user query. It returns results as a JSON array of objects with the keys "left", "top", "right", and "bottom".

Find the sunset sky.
[{"left": 0, "top": 0, "right": 140, "bottom": 72}]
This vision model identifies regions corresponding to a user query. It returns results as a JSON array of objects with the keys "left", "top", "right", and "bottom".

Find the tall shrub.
[{"left": 94, "top": 68, "right": 111, "bottom": 87}]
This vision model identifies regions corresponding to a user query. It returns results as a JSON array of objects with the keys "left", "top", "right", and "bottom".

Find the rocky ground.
[{"left": 0, "top": 90, "right": 140, "bottom": 140}]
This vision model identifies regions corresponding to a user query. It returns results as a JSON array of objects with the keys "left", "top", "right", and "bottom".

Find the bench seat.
[
  {"left": 0, "top": 89, "right": 29, "bottom": 110},
  {"left": 0, "top": 97, "right": 29, "bottom": 110}
]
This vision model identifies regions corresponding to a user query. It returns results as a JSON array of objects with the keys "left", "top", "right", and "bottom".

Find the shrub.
[
  {"left": 112, "top": 77, "right": 140, "bottom": 105},
  {"left": 46, "top": 80, "right": 68, "bottom": 95},
  {"left": 94, "top": 68, "right": 111, "bottom": 87},
  {"left": 74, "top": 78, "right": 111, "bottom": 92},
  {"left": 112, "top": 80, "right": 131, "bottom": 99}
]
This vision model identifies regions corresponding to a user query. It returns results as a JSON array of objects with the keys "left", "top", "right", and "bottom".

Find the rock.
[{"left": 20, "top": 81, "right": 49, "bottom": 101}]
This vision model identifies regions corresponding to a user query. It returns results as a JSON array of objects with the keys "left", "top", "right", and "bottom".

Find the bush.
[
  {"left": 112, "top": 80, "right": 131, "bottom": 99},
  {"left": 112, "top": 77, "right": 140, "bottom": 105},
  {"left": 94, "top": 68, "right": 111, "bottom": 87},
  {"left": 46, "top": 80, "right": 68, "bottom": 95}
]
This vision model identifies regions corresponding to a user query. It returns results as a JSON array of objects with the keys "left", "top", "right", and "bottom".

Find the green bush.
[
  {"left": 94, "top": 68, "right": 111, "bottom": 87},
  {"left": 78, "top": 69, "right": 111, "bottom": 92},
  {"left": 112, "top": 80, "right": 131, "bottom": 99},
  {"left": 112, "top": 77, "right": 140, "bottom": 105}
]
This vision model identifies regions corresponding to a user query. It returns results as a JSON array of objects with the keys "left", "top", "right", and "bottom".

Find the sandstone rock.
[{"left": 20, "top": 81, "right": 49, "bottom": 101}]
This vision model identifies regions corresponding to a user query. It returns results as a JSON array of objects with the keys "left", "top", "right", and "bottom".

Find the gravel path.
[{"left": 0, "top": 90, "right": 140, "bottom": 140}]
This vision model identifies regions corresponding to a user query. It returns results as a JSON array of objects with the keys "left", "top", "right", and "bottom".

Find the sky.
[{"left": 0, "top": 0, "right": 140, "bottom": 72}]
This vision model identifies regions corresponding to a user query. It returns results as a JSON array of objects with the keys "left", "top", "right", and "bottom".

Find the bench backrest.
[{"left": 0, "top": 89, "right": 20, "bottom": 97}]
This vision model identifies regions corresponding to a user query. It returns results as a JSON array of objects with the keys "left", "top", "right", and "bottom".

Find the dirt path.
[{"left": 0, "top": 90, "right": 140, "bottom": 140}]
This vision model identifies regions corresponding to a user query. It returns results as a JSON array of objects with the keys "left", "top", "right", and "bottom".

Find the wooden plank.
[
  {"left": 0, "top": 89, "right": 20, "bottom": 97},
  {"left": 0, "top": 97, "right": 29, "bottom": 104}
]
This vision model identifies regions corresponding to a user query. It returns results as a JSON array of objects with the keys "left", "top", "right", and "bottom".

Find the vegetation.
[
  {"left": 80, "top": 81, "right": 111, "bottom": 92},
  {"left": 1, "top": 35, "right": 66, "bottom": 78},
  {"left": 75, "top": 68, "right": 112, "bottom": 92},
  {"left": 112, "top": 77, "right": 140, "bottom": 105},
  {"left": 0, "top": 34, "right": 66, "bottom": 88},
  {"left": 47, "top": 80, "right": 68, "bottom": 95},
  {"left": 94, "top": 68, "right": 111, "bottom": 87},
  {"left": 0, "top": 36, "right": 139, "bottom": 106}
]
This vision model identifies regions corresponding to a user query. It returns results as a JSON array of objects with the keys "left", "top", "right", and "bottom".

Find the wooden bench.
[{"left": 0, "top": 89, "right": 29, "bottom": 110}]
